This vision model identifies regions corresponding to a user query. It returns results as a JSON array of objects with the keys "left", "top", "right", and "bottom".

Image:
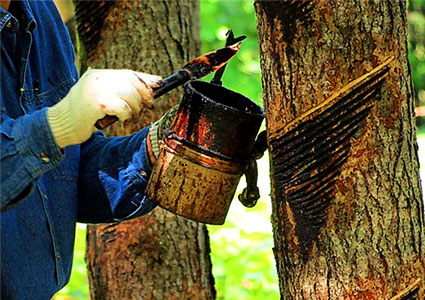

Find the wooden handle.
[
  {"left": 153, "top": 69, "right": 190, "bottom": 99},
  {"left": 95, "top": 115, "right": 118, "bottom": 130}
]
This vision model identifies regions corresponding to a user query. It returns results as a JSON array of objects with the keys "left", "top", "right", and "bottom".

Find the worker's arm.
[
  {"left": 76, "top": 128, "right": 155, "bottom": 223},
  {"left": 1, "top": 68, "right": 161, "bottom": 213},
  {"left": 47, "top": 68, "right": 163, "bottom": 223},
  {"left": 76, "top": 105, "right": 178, "bottom": 223}
]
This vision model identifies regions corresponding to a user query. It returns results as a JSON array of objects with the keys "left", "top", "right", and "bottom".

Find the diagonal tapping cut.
[
  {"left": 74, "top": 1, "right": 116, "bottom": 62},
  {"left": 269, "top": 57, "right": 394, "bottom": 255}
]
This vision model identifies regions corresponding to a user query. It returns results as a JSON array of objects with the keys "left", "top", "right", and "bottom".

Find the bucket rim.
[{"left": 184, "top": 80, "right": 265, "bottom": 118}]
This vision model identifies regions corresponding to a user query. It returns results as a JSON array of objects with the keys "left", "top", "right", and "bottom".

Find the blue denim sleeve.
[
  {"left": 77, "top": 126, "right": 157, "bottom": 223},
  {"left": 0, "top": 108, "right": 63, "bottom": 211}
]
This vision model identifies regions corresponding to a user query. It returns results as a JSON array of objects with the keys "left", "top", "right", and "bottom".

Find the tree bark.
[
  {"left": 74, "top": 1, "right": 215, "bottom": 299},
  {"left": 255, "top": 0, "right": 425, "bottom": 299}
]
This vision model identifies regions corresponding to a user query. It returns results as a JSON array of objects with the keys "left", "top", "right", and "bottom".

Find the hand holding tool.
[
  {"left": 47, "top": 69, "right": 161, "bottom": 148},
  {"left": 94, "top": 42, "right": 242, "bottom": 130}
]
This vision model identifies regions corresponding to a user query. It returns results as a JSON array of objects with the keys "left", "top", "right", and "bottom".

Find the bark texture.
[
  {"left": 255, "top": 0, "right": 425, "bottom": 299},
  {"left": 75, "top": 1, "right": 215, "bottom": 299}
]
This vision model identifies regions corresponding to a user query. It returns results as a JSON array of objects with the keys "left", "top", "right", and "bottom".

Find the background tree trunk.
[
  {"left": 74, "top": 1, "right": 215, "bottom": 299},
  {"left": 255, "top": 0, "right": 425, "bottom": 299}
]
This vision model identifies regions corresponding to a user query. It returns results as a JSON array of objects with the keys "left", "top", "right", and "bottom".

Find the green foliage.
[
  {"left": 207, "top": 152, "right": 279, "bottom": 300},
  {"left": 418, "top": 123, "right": 425, "bottom": 137},
  {"left": 408, "top": 0, "right": 425, "bottom": 128},
  {"left": 208, "top": 216, "right": 279, "bottom": 300},
  {"left": 200, "top": 0, "right": 262, "bottom": 106}
]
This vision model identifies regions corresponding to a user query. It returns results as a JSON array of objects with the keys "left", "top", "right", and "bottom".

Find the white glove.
[{"left": 47, "top": 69, "right": 162, "bottom": 148}]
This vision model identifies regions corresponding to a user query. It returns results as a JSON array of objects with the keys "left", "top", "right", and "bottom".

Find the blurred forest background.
[{"left": 53, "top": 1, "right": 425, "bottom": 299}]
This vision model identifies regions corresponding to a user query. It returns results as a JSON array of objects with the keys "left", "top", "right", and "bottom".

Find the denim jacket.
[{"left": 1, "top": 1, "right": 156, "bottom": 299}]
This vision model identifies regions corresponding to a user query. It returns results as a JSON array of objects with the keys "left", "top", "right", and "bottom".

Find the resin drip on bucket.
[{"left": 146, "top": 80, "right": 264, "bottom": 225}]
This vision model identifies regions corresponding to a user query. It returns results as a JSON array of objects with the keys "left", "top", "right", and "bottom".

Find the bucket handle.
[{"left": 238, "top": 130, "right": 267, "bottom": 208}]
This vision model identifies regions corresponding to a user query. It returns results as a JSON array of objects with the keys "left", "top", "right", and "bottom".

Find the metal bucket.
[{"left": 146, "top": 80, "right": 264, "bottom": 224}]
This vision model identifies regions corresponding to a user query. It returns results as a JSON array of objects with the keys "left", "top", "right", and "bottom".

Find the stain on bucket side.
[
  {"left": 146, "top": 80, "right": 264, "bottom": 224},
  {"left": 170, "top": 81, "right": 264, "bottom": 161},
  {"left": 146, "top": 139, "right": 242, "bottom": 225}
]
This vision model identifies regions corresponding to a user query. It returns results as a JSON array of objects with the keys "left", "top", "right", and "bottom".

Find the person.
[{"left": 0, "top": 0, "right": 171, "bottom": 298}]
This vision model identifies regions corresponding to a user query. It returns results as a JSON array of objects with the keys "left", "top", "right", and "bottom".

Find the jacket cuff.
[
  {"left": 113, "top": 195, "right": 156, "bottom": 222},
  {"left": 148, "top": 120, "right": 160, "bottom": 159},
  {"left": 103, "top": 133, "right": 156, "bottom": 221},
  {"left": 12, "top": 108, "right": 64, "bottom": 179}
]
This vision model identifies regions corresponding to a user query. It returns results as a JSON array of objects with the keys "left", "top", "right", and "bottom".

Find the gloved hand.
[
  {"left": 47, "top": 69, "right": 162, "bottom": 148},
  {"left": 148, "top": 105, "right": 179, "bottom": 159}
]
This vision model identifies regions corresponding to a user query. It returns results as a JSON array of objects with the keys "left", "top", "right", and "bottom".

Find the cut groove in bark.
[
  {"left": 74, "top": 1, "right": 116, "bottom": 64},
  {"left": 256, "top": 0, "right": 425, "bottom": 298},
  {"left": 389, "top": 279, "right": 421, "bottom": 300},
  {"left": 269, "top": 58, "right": 392, "bottom": 255}
]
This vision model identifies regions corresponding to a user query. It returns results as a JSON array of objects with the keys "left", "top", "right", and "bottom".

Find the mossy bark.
[
  {"left": 255, "top": 0, "right": 425, "bottom": 299},
  {"left": 75, "top": 1, "right": 215, "bottom": 299}
]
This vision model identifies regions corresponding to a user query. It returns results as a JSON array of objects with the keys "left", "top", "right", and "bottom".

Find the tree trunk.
[
  {"left": 74, "top": 1, "right": 215, "bottom": 299},
  {"left": 255, "top": 0, "right": 425, "bottom": 299}
]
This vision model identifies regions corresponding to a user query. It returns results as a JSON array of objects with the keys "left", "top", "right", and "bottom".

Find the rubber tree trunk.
[
  {"left": 74, "top": 1, "right": 215, "bottom": 299},
  {"left": 255, "top": 1, "right": 425, "bottom": 299}
]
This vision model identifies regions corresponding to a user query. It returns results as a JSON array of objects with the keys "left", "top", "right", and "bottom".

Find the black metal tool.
[
  {"left": 95, "top": 43, "right": 243, "bottom": 130},
  {"left": 211, "top": 30, "right": 246, "bottom": 86}
]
